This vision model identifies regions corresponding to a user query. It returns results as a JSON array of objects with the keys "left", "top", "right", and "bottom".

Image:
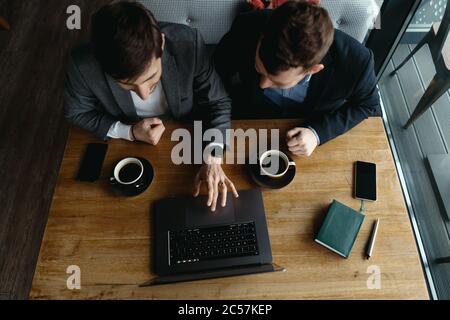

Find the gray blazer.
[{"left": 64, "top": 22, "right": 232, "bottom": 140}]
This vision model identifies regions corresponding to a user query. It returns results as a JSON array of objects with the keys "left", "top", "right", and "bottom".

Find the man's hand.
[
  {"left": 132, "top": 118, "right": 165, "bottom": 145},
  {"left": 286, "top": 127, "right": 319, "bottom": 157},
  {"left": 193, "top": 156, "right": 239, "bottom": 212}
]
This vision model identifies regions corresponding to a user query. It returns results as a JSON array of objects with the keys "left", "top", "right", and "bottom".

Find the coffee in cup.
[
  {"left": 259, "top": 150, "right": 296, "bottom": 178},
  {"left": 110, "top": 157, "right": 144, "bottom": 187}
]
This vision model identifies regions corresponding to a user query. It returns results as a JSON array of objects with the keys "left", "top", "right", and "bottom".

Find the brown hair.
[
  {"left": 259, "top": 1, "right": 334, "bottom": 75},
  {"left": 91, "top": 1, "right": 163, "bottom": 80}
]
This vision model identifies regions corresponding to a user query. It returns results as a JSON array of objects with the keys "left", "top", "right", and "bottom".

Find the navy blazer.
[{"left": 214, "top": 10, "right": 381, "bottom": 144}]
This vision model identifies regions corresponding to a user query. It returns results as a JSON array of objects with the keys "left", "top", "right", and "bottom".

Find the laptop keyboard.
[{"left": 169, "top": 221, "right": 259, "bottom": 265}]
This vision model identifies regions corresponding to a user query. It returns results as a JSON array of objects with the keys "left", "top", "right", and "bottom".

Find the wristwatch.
[{"left": 129, "top": 125, "right": 136, "bottom": 141}]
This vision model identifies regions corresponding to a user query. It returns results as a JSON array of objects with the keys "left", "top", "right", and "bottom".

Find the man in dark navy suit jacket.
[{"left": 215, "top": 1, "right": 381, "bottom": 157}]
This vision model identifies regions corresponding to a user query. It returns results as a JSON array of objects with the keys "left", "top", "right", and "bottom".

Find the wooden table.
[{"left": 30, "top": 118, "right": 429, "bottom": 299}]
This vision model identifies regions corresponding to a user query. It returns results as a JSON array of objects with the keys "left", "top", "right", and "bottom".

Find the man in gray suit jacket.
[{"left": 64, "top": 1, "right": 238, "bottom": 211}]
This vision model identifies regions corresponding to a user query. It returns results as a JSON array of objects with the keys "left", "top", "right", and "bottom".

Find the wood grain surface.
[
  {"left": 30, "top": 118, "right": 429, "bottom": 299},
  {"left": 0, "top": 0, "right": 113, "bottom": 299}
]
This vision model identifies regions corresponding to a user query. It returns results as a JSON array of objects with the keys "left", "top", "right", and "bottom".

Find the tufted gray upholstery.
[
  {"left": 139, "top": 0, "right": 246, "bottom": 44},
  {"left": 322, "top": 0, "right": 380, "bottom": 43},
  {"left": 138, "top": 0, "right": 380, "bottom": 44}
]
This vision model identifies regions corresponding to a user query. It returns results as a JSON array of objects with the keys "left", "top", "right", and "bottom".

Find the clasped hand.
[
  {"left": 132, "top": 117, "right": 165, "bottom": 145},
  {"left": 286, "top": 127, "right": 319, "bottom": 157}
]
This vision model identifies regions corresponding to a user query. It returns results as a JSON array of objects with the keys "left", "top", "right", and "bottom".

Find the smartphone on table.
[
  {"left": 76, "top": 143, "right": 108, "bottom": 182},
  {"left": 354, "top": 161, "right": 377, "bottom": 201}
]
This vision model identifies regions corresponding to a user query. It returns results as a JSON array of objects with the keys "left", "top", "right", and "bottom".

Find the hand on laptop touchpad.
[{"left": 186, "top": 193, "right": 236, "bottom": 227}]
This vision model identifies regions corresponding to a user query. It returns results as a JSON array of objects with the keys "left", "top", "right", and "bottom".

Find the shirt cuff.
[
  {"left": 307, "top": 126, "right": 321, "bottom": 145},
  {"left": 107, "top": 121, "right": 133, "bottom": 141}
]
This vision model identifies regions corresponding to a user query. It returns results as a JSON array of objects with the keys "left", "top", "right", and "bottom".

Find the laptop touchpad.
[{"left": 186, "top": 193, "right": 236, "bottom": 227}]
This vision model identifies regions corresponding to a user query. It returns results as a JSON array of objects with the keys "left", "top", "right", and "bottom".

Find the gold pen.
[{"left": 366, "top": 219, "right": 380, "bottom": 260}]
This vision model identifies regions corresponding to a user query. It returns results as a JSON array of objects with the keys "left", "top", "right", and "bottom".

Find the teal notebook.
[{"left": 314, "top": 200, "right": 365, "bottom": 258}]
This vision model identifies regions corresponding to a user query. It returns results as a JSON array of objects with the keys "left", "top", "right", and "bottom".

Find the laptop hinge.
[{"left": 139, "top": 263, "right": 285, "bottom": 287}]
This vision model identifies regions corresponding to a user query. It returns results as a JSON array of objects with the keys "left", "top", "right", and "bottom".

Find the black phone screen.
[
  {"left": 77, "top": 143, "right": 108, "bottom": 182},
  {"left": 354, "top": 161, "right": 377, "bottom": 201}
]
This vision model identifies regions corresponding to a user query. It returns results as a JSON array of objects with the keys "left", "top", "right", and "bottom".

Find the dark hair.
[
  {"left": 259, "top": 1, "right": 334, "bottom": 75},
  {"left": 91, "top": 1, "right": 163, "bottom": 80}
]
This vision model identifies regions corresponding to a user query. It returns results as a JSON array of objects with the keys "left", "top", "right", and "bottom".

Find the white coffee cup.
[
  {"left": 111, "top": 157, "right": 144, "bottom": 185},
  {"left": 259, "top": 150, "right": 296, "bottom": 178}
]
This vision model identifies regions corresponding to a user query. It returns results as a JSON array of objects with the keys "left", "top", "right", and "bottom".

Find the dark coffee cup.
[
  {"left": 110, "top": 157, "right": 145, "bottom": 189},
  {"left": 259, "top": 150, "right": 296, "bottom": 178}
]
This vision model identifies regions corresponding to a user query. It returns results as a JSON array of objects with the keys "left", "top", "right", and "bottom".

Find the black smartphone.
[
  {"left": 76, "top": 143, "right": 108, "bottom": 182},
  {"left": 354, "top": 161, "right": 377, "bottom": 201}
]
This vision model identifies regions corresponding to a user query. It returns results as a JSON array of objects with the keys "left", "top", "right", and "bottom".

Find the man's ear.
[
  {"left": 161, "top": 33, "right": 166, "bottom": 51},
  {"left": 307, "top": 64, "right": 324, "bottom": 75}
]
